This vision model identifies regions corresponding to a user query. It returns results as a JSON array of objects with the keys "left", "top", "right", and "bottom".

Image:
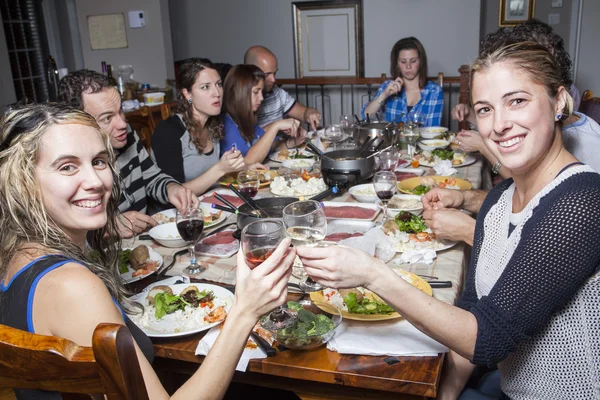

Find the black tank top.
[{"left": 0, "top": 255, "right": 154, "bottom": 400}]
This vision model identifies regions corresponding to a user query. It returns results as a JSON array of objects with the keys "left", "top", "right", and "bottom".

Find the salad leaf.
[
  {"left": 154, "top": 292, "right": 187, "bottom": 319},
  {"left": 432, "top": 149, "right": 454, "bottom": 160},
  {"left": 394, "top": 211, "right": 428, "bottom": 233},
  {"left": 342, "top": 292, "right": 394, "bottom": 315},
  {"left": 411, "top": 185, "right": 431, "bottom": 196},
  {"left": 118, "top": 249, "right": 132, "bottom": 274},
  {"left": 277, "top": 305, "right": 334, "bottom": 348}
]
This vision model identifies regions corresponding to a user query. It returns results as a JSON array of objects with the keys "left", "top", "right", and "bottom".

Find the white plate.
[
  {"left": 128, "top": 283, "right": 234, "bottom": 338},
  {"left": 269, "top": 149, "right": 315, "bottom": 163},
  {"left": 321, "top": 201, "right": 381, "bottom": 221},
  {"left": 348, "top": 183, "right": 378, "bottom": 203},
  {"left": 396, "top": 239, "right": 457, "bottom": 253},
  {"left": 120, "top": 246, "right": 162, "bottom": 284},
  {"left": 418, "top": 154, "right": 477, "bottom": 168},
  {"left": 195, "top": 228, "right": 239, "bottom": 258},
  {"left": 376, "top": 194, "right": 423, "bottom": 217}
]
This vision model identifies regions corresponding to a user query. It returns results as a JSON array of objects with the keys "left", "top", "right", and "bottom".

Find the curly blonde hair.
[{"left": 0, "top": 103, "right": 136, "bottom": 313}]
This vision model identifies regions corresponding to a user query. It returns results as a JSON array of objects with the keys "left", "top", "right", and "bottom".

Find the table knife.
[{"left": 250, "top": 331, "right": 276, "bottom": 357}]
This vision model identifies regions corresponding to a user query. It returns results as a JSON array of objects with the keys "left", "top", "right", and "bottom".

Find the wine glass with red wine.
[
  {"left": 237, "top": 170, "right": 260, "bottom": 198},
  {"left": 241, "top": 220, "right": 298, "bottom": 331},
  {"left": 176, "top": 207, "right": 206, "bottom": 275},
  {"left": 282, "top": 200, "right": 328, "bottom": 293},
  {"left": 373, "top": 170, "right": 397, "bottom": 225}
]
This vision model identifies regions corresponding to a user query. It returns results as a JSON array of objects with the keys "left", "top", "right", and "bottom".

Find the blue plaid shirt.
[{"left": 362, "top": 80, "right": 443, "bottom": 126}]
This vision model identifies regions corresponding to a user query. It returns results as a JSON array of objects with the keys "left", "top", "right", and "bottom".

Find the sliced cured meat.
[
  {"left": 196, "top": 230, "right": 239, "bottom": 256},
  {"left": 323, "top": 206, "right": 376, "bottom": 220},
  {"left": 324, "top": 232, "right": 364, "bottom": 242},
  {"left": 200, "top": 193, "right": 245, "bottom": 208},
  {"left": 202, "top": 231, "right": 236, "bottom": 246},
  {"left": 395, "top": 172, "right": 417, "bottom": 181},
  {"left": 396, "top": 159, "right": 409, "bottom": 168}
]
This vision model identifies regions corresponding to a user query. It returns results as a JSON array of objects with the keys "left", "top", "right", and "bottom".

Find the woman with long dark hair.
[
  {"left": 363, "top": 37, "right": 443, "bottom": 126},
  {"left": 0, "top": 103, "right": 295, "bottom": 399},
  {"left": 221, "top": 64, "right": 301, "bottom": 164},
  {"left": 152, "top": 58, "right": 245, "bottom": 195}
]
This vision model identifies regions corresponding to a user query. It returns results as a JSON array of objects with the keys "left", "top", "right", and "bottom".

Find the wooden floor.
[{"left": 0, "top": 389, "right": 15, "bottom": 400}]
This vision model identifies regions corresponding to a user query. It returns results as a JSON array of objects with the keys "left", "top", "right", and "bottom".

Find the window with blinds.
[{"left": 0, "top": 0, "right": 48, "bottom": 102}]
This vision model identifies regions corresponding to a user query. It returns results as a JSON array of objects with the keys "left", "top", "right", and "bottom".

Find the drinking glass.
[
  {"left": 282, "top": 200, "right": 328, "bottom": 292},
  {"left": 176, "top": 207, "right": 206, "bottom": 275},
  {"left": 377, "top": 148, "right": 399, "bottom": 171},
  {"left": 237, "top": 170, "right": 260, "bottom": 199},
  {"left": 404, "top": 120, "right": 420, "bottom": 160},
  {"left": 339, "top": 115, "right": 353, "bottom": 146},
  {"left": 323, "top": 125, "right": 345, "bottom": 151},
  {"left": 373, "top": 171, "right": 397, "bottom": 225},
  {"left": 242, "top": 220, "right": 298, "bottom": 331}
]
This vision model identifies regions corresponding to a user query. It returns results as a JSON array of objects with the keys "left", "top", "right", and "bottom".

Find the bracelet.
[{"left": 492, "top": 161, "right": 502, "bottom": 174}]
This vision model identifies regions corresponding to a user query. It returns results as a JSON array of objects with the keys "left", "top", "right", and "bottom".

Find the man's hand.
[
  {"left": 303, "top": 107, "right": 321, "bottom": 131},
  {"left": 421, "top": 187, "right": 465, "bottom": 211},
  {"left": 166, "top": 182, "right": 198, "bottom": 211},
  {"left": 422, "top": 209, "right": 475, "bottom": 246},
  {"left": 115, "top": 211, "right": 157, "bottom": 238}
]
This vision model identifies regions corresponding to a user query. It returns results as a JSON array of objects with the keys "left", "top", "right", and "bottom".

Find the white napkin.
[
  {"left": 196, "top": 326, "right": 266, "bottom": 371},
  {"left": 338, "top": 227, "right": 396, "bottom": 262},
  {"left": 394, "top": 249, "right": 437, "bottom": 265},
  {"left": 327, "top": 318, "right": 448, "bottom": 356},
  {"left": 433, "top": 160, "right": 457, "bottom": 176}
]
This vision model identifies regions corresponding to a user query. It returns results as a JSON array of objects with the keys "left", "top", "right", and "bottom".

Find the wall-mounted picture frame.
[
  {"left": 499, "top": 0, "right": 536, "bottom": 26},
  {"left": 292, "top": 0, "right": 364, "bottom": 78}
]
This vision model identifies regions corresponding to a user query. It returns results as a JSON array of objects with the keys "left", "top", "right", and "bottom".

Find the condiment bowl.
[
  {"left": 377, "top": 194, "right": 424, "bottom": 217},
  {"left": 348, "top": 183, "right": 378, "bottom": 203}
]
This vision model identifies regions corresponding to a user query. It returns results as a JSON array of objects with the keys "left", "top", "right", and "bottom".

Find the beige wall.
[
  {"left": 75, "top": 0, "right": 173, "bottom": 86},
  {"left": 574, "top": 0, "right": 600, "bottom": 93}
]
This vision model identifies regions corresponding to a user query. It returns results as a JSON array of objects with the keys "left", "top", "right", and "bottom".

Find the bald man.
[{"left": 244, "top": 46, "right": 321, "bottom": 131}]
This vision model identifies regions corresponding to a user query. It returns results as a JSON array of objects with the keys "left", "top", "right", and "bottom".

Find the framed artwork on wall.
[
  {"left": 499, "top": 0, "right": 536, "bottom": 26},
  {"left": 292, "top": 0, "right": 364, "bottom": 78}
]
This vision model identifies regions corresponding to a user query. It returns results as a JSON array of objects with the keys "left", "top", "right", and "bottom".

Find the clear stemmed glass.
[
  {"left": 323, "top": 125, "right": 345, "bottom": 151},
  {"left": 176, "top": 207, "right": 206, "bottom": 275},
  {"left": 339, "top": 115, "right": 353, "bottom": 147},
  {"left": 282, "top": 200, "right": 328, "bottom": 292},
  {"left": 242, "top": 220, "right": 298, "bottom": 331},
  {"left": 404, "top": 120, "right": 420, "bottom": 160},
  {"left": 237, "top": 170, "right": 260, "bottom": 199},
  {"left": 373, "top": 171, "right": 397, "bottom": 225},
  {"left": 377, "top": 148, "right": 400, "bottom": 171}
]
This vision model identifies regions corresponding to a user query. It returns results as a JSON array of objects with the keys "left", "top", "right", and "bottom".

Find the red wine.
[
  {"left": 177, "top": 219, "right": 204, "bottom": 243},
  {"left": 377, "top": 190, "right": 394, "bottom": 200},
  {"left": 245, "top": 247, "right": 275, "bottom": 269},
  {"left": 239, "top": 186, "right": 258, "bottom": 198}
]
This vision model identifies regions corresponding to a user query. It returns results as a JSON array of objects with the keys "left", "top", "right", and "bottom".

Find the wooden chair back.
[
  {"left": 126, "top": 106, "right": 156, "bottom": 151},
  {"left": 160, "top": 103, "right": 174, "bottom": 120},
  {"left": 580, "top": 90, "right": 600, "bottom": 125},
  {"left": 0, "top": 323, "right": 149, "bottom": 400}
]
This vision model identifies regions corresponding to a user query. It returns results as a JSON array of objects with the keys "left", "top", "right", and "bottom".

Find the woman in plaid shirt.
[{"left": 363, "top": 37, "right": 443, "bottom": 127}]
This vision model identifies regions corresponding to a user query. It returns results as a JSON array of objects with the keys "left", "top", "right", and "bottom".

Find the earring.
[
  {"left": 555, "top": 113, "right": 562, "bottom": 121},
  {"left": 188, "top": 99, "right": 193, "bottom": 104}
]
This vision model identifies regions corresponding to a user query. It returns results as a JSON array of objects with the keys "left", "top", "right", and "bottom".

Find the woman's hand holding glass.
[
  {"left": 295, "top": 245, "right": 382, "bottom": 290},
  {"left": 235, "top": 237, "right": 296, "bottom": 322}
]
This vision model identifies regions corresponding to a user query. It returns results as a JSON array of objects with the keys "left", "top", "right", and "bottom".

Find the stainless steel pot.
[
  {"left": 320, "top": 149, "right": 376, "bottom": 187},
  {"left": 354, "top": 121, "right": 398, "bottom": 149}
]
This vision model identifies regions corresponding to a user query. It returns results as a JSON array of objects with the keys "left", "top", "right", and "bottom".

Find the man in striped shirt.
[
  {"left": 245, "top": 46, "right": 321, "bottom": 131},
  {"left": 59, "top": 70, "right": 197, "bottom": 238}
]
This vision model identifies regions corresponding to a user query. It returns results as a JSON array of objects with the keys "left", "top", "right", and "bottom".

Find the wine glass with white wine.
[{"left": 282, "top": 200, "right": 328, "bottom": 292}]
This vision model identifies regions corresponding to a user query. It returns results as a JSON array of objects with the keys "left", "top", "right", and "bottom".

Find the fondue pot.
[
  {"left": 320, "top": 149, "right": 376, "bottom": 188},
  {"left": 354, "top": 121, "right": 398, "bottom": 149}
]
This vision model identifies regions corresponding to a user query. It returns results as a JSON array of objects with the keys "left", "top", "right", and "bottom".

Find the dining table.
[{"left": 124, "top": 151, "right": 488, "bottom": 399}]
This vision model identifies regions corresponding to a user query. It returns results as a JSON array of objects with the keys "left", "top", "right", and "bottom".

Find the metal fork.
[{"left": 156, "top": 249, "right": 187, "bottom": 277}]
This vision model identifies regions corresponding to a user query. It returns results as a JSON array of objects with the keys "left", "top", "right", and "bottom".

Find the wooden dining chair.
[
  {"left": 126, "top": 106, "right": 156, "bottom": 151},
  {"left": 160, "top": 103, "right": 174, "bottom": 120},
  {"left": 580, "top": 90, "right": 600, "bottom": 124},
  {"left": 0, "top": 323, "right": 149, "bottom": 400}
]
